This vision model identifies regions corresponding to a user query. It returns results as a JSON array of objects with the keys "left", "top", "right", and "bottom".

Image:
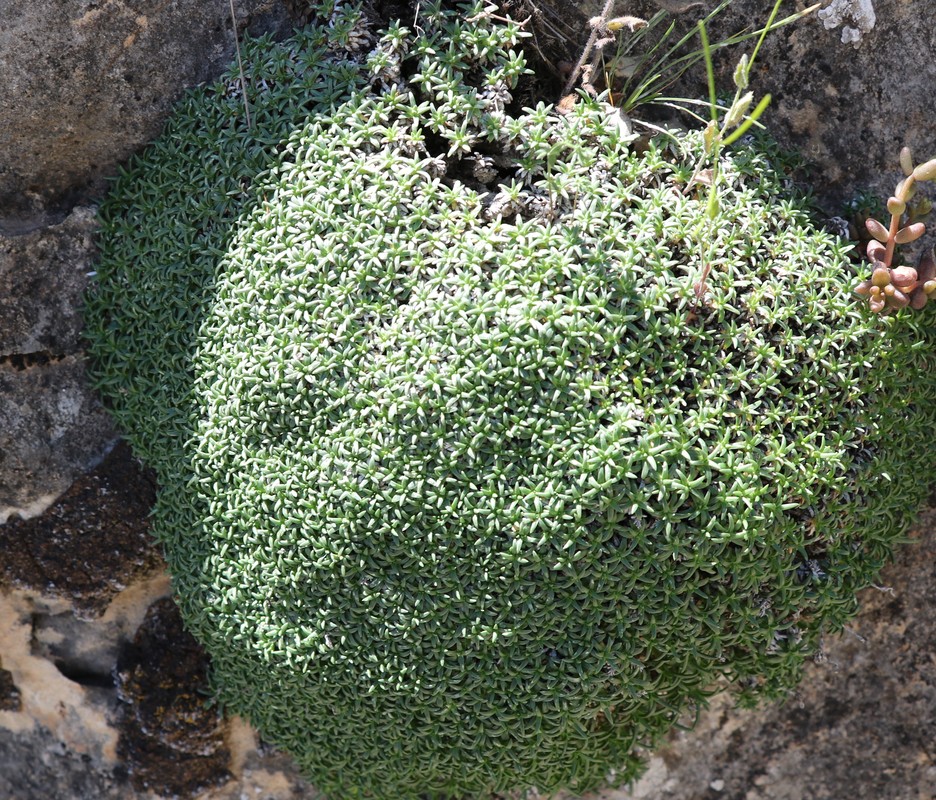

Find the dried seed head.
[{"left": 606, "top": 16, "right": 647, "bottom": 31}]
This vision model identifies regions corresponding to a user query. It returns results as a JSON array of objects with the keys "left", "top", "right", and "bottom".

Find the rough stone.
[
  {"left": 0, "top": 526, "right": 321, "bottom": 800},
  {"left": 0, "top": 354, "right": 117, "bottom": 522},
  {"left": 0, "top": 205, "right": 96, "bottom": 352},
  {"left": 717, "top": 0, "right": 936, "bottom": 209},
  {"left": 0, "top": 1, "right": 322, "bottom": 797},
  {"left": 0, "top": 723, "right": 133, "bottom": 800},
  {"left": 0, "top": 206, "right": 118, "bottom": 521},
  {"left": 629, "top": 0, "right": 936, "bottom": 213},
  {"left": 566, "top": 0, "right": 934, "bottom": 234},
  {"left": 0, "top": 578, "right": 317, "bottom": 799},
  {"left": 0, "top": 0, "right": 290, "bottom": 216}
]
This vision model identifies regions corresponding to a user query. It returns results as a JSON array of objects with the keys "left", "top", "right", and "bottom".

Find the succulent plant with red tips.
[{"left": 855, "top": 147, "right": 936, "bottom": 312}]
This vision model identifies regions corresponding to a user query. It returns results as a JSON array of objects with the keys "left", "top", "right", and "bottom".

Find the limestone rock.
[
  {"left": 0, "top": 354, "right": 116, "bottom": 523},
  {"left": 0, "top": 660, "right": 21, "bottom": 712},
  {"left": 0, "top": 205, "right": 96, "bottom": 353},
  {"left": 0, "top": 580, "right": 317, "bottom": 798},
  {"left": 0, "top": 206, "right": 116, "bottom": 521},
  {"left": 0, "top": 1, "right": 317, "bottom": 797},
  {"left": 0, "top": 447, "right": 314, "bottom": 798},
  {"left": 708, "top": 0, "right": 934, "bottom": 206}
]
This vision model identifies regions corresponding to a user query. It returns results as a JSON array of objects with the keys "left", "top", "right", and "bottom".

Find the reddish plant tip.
[
  {"left": 887, "top": 196, "right": 907, "bottom": 216},
  {"left": 889, "top": 288, "right": 910, "bottom": 308},
  {"left": 895, "top": 222, "right": 926, "bottom": 244},
  {"left": 866, "top": 217, "right": 890, "bottom": 243},
  {"left": 890, "top": 266, "right": 919, "bottom": 290},
  {"left": 867, "top": 240, "right": 887, "bottom": 263}
]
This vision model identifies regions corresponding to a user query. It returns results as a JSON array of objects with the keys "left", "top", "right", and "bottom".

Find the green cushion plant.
[{"left": 84, "top": 1, "right": 936, "bottom": 797}]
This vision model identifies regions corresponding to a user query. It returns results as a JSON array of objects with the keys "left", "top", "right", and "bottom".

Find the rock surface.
[
  {"left": 580, "top": 0, "right": 936, "bottom": 215},
  {"left": 0, "top": 0, "right": 289, "bottom": 218},
  {"left": 115, "top": 597, "right": 232, "bottom": 796},
  {"left": 0, "top": 446, "right": 318, "bottom": 799},
  {"left": 0, "top": 441, "right": 160, "bottom": 616},
  {"left": 0, "top": 206, "right": 117, "bottom": 522},
  {"left": 1, "top": 0, "right": 936, "bottom": 798},
  {"left": 707, "top": 0, "right": 936, "bottom": 211}
]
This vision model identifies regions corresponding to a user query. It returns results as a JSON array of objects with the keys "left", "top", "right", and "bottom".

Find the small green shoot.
[
  {"left": 609, "top": 0, "right": 818, "bottom": 116},
  {"left": 685, "top": 0, "right": 819, "bottom": 320}
]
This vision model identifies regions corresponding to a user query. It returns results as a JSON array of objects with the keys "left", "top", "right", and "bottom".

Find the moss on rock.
[{"left": 84, "top": 1, "right": 936, "bottom": 797}]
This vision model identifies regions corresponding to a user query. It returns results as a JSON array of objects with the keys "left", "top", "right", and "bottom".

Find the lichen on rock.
[{"left": 817, "top": 0, "right": 876, "bottom": 48}]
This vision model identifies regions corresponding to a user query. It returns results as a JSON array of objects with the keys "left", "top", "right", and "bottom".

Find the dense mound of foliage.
[{"left": 85, "top": 1, "right": 936, "bottom": 797}]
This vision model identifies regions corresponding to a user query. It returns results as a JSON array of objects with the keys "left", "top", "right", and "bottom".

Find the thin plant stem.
[
  {"left": 562, "top": 0, "right": 614, "bottom": 96},
  {"left": 229, "top": 0, "right": 252, "bottom": 129}
]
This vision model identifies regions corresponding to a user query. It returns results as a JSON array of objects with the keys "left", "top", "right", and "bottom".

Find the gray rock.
[
  {"left": 0, "top": 205, "right": 96, "bottom": 356},
  {"left": 0, "top": 206, "right": 117, "bottom": 521},
  {"left": 0, "top": 441, "right": 161, "bottom": 616},
  {"left": 705, "top": 0, "right": 935, "bottom": 208},
  {"left": 0, "top": 581, "right": 316, "bottom": 800},
  {"left": 0, "top": 354, "right": 116, "bottom": 522},
  {"left": 0, "top": 724, "right": 130, "bottom": 800},
  {"left": 0, "top": 0, "right": 289, "bottom": 214}
]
